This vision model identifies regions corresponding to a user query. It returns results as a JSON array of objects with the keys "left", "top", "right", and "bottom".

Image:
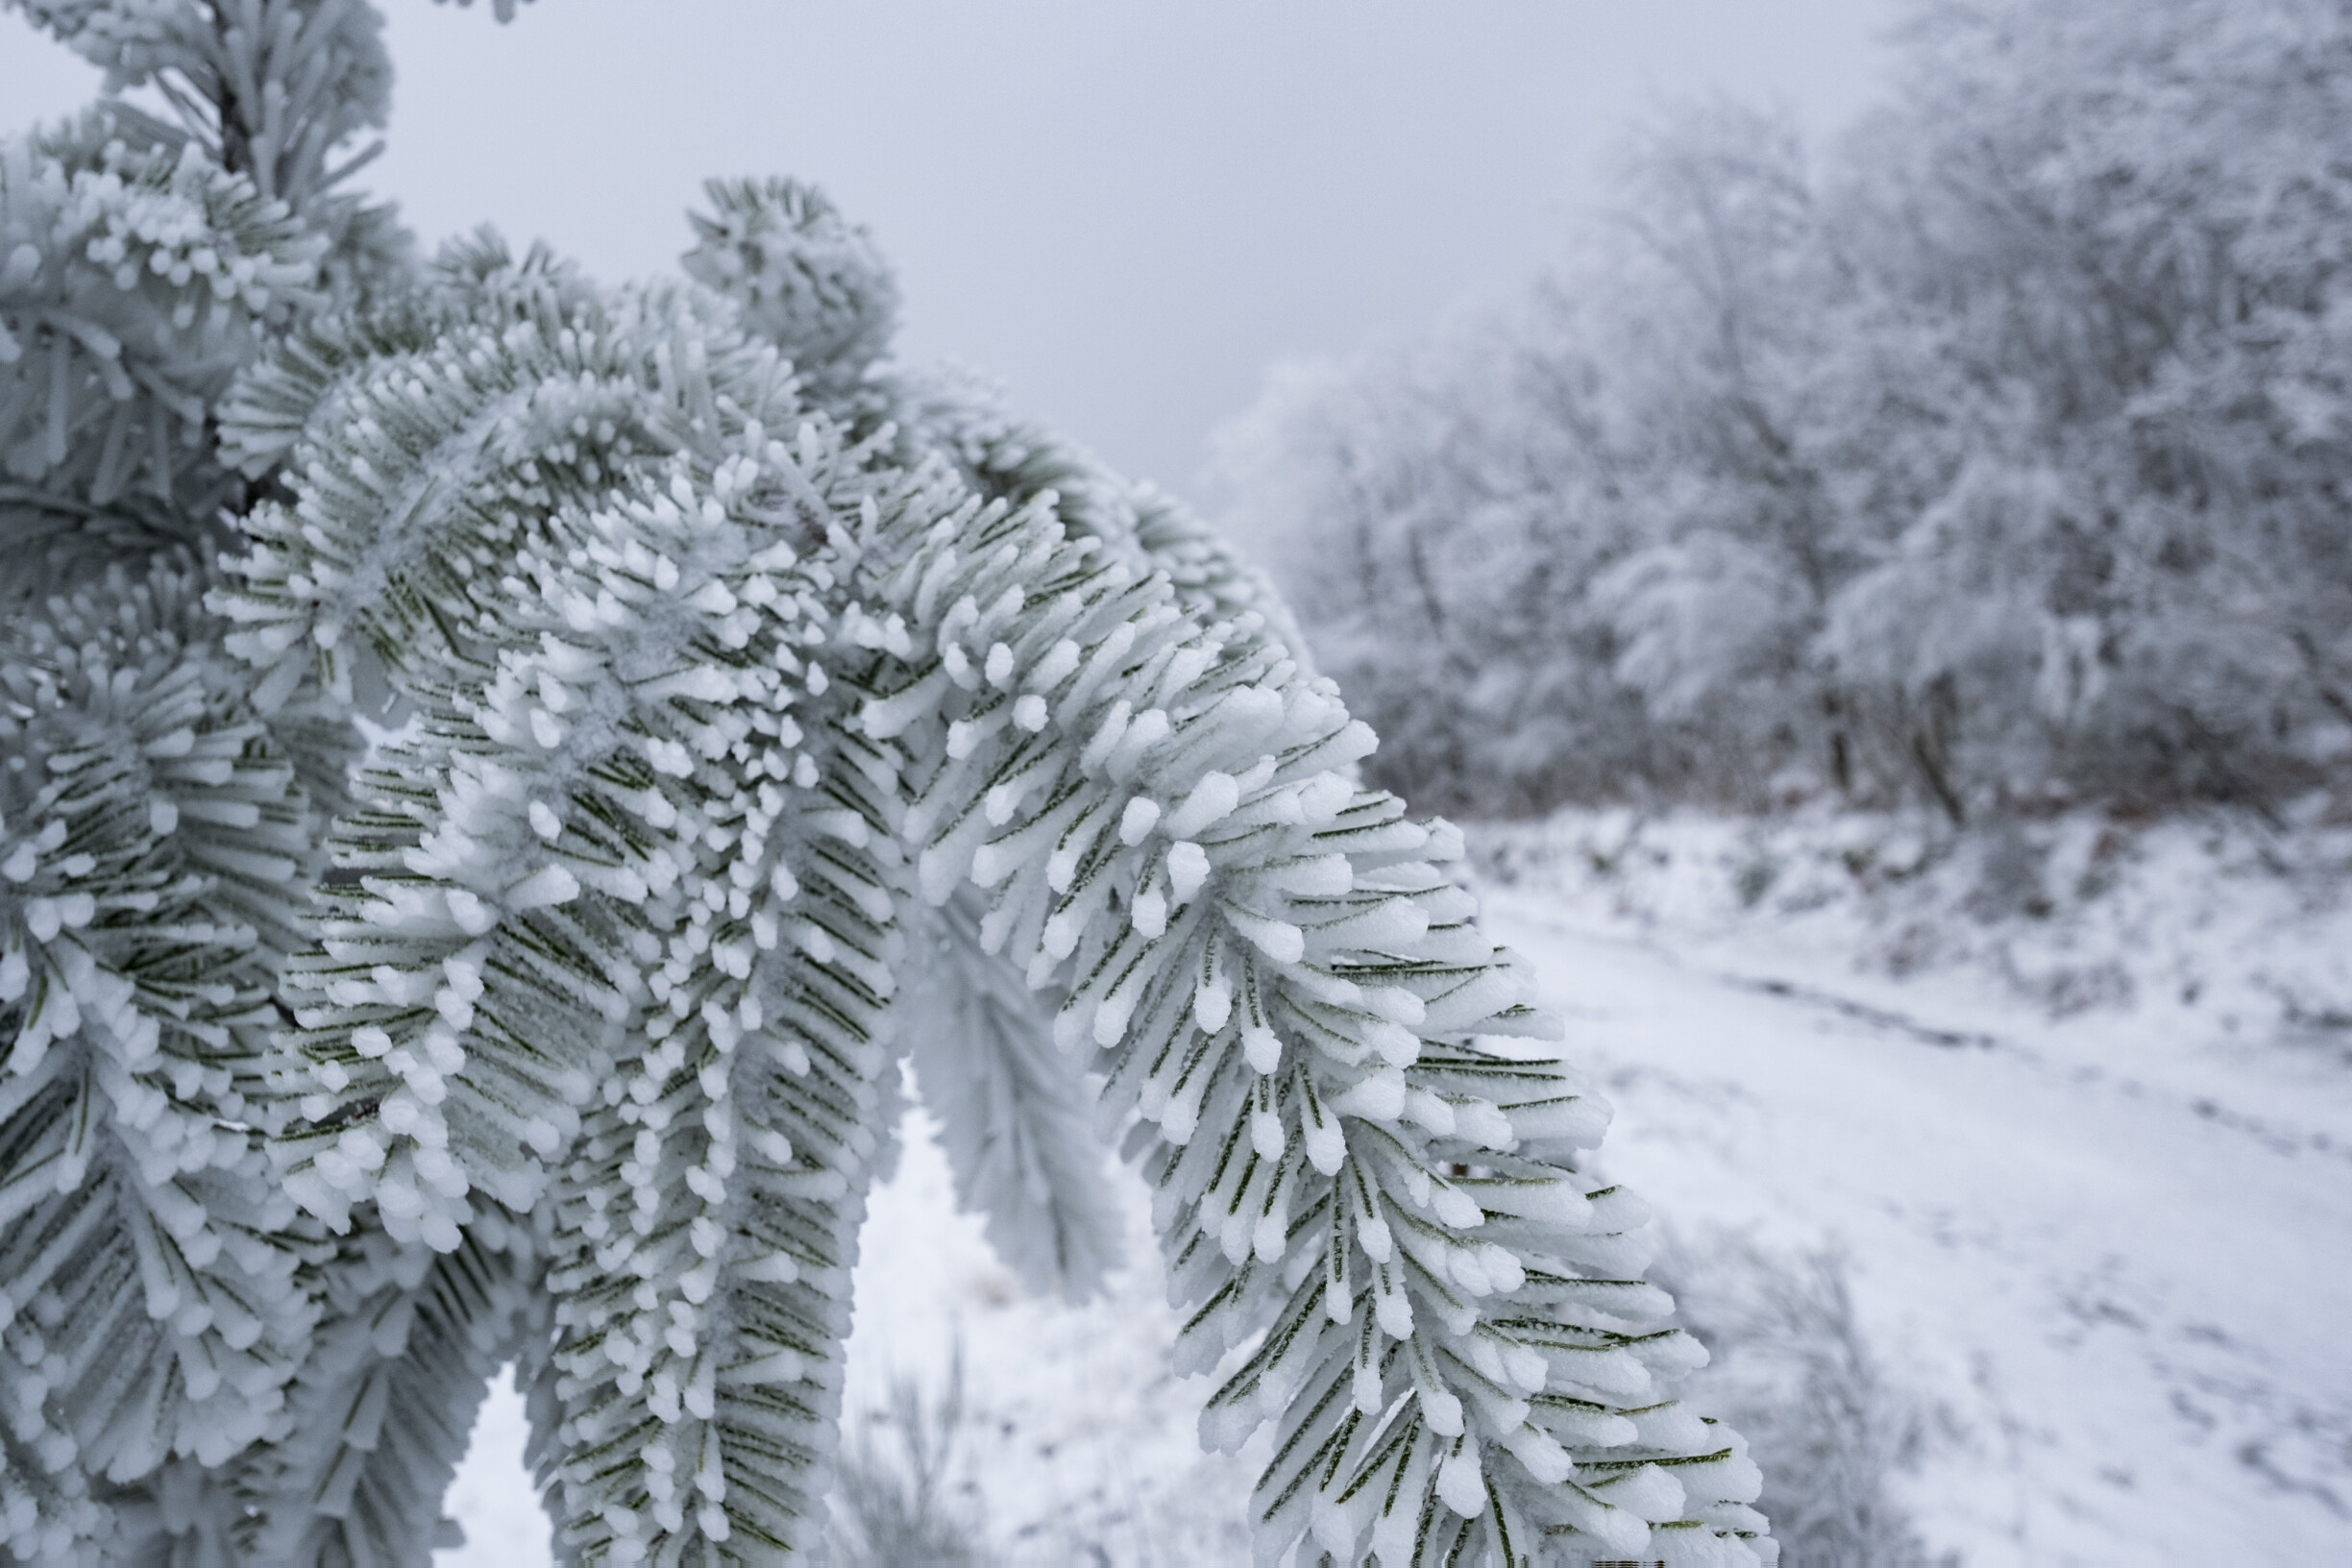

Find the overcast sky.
[{"left": 3, "top": 0, "right": 1897, "bottom": 491}]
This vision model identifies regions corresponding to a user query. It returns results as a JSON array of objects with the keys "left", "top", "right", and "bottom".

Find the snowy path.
[
  {"left": 1482, "top": 890, "right": 2352, "bottom": 1568},
  {"left": 439, "top": 888, "right": 2352, "bottom": 1566}
]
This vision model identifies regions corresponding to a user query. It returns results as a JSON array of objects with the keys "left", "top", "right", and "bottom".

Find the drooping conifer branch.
[{"left": 0, "top": 5, "right": 1776, "bottom": 1563}]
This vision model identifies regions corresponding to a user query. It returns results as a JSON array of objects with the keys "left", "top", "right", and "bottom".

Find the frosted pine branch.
[{"left": 0, "top": 3, "right": 1778, "bottom": 1561}]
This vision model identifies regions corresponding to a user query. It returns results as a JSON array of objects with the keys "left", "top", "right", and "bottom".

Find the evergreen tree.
[{"left": 0, "top": 4, "right": 1775, "bottom": 1563}]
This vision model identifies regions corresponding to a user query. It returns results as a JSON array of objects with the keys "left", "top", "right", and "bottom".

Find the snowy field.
[{"left": 441, "top": 808, "right": 2352, "bottom": 1566}]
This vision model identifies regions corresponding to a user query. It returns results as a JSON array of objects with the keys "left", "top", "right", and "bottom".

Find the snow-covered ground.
[
  {"left": 1482, "top": 806, "right": 2352, "bottom": 1565},
  {"left": 441, "top": 806, "right": 2352, "bottom": 1566}
]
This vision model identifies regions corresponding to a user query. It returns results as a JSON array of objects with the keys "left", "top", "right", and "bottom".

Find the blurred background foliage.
[{"left": 1214, "top": 0, "right": 2352, "bottom": 825}]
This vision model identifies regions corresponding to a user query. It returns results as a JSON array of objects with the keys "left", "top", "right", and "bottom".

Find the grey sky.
[{"left": 3, "top": 0, "right": 1896, "bottom": 492}]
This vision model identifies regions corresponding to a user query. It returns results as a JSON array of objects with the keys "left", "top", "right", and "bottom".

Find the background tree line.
[{"left": 1213, "top": 0, "right": 2352, "bottom": 822}]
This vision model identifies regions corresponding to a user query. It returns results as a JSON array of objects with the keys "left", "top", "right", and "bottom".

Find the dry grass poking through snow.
[
  {"left": 827, "top": 1346, "right": 993, "bottom": 1566},
  {"left": 1653, "top": 1235, "right": 1957, "bottom": 1568}
]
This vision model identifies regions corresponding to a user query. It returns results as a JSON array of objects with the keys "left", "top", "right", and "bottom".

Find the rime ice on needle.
[{"left": 1, "top": 3, "right": 1773, "bottom": 1564}]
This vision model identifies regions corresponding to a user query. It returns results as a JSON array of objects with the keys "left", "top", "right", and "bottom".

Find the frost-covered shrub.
[
  {"left": 1654, "top": 1237, "right": 1945, "bottom": 1568},
  {"left": 0, "top": 4, "right": 1773, "bottom": 1564}
]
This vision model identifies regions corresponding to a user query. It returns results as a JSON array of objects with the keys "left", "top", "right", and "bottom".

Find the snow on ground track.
[{"left": 1482, "top": 889, "right": 2352, "bottom": 1567}]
